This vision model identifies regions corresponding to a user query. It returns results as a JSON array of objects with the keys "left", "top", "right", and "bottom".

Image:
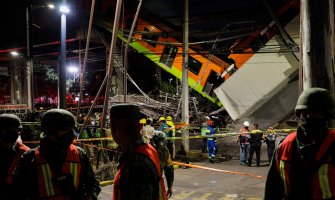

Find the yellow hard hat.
[
  {"left": 139, "top": 118, "right": 146, "bottom": 124},
  {"left": 166, "top": 116, "right": 172, "bottom": 121},
  {"left": 158, "top": 116, "right": 166, "bottom": 122}
]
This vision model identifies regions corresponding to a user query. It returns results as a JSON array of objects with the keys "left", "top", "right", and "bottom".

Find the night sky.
[{"left": 0, "top": 0, "right": 79, "bottom": 51}]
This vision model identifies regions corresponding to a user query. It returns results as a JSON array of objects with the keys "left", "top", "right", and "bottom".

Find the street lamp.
[
  {"left": 10, "top": 51, "right": 19, "bottom": 57},
  {"left": 47, "top": 4, "right": 55, "bottom": 9},
  {"left": 60, "top": 5, "right": 70, "bottom": 14},
  {"left": 58, "top": 3, "right": 70, "bottom": 109},
  {"left": 68, "top": 65, "right": 79, "bottom": 82},
  {"left": 10, "top": 51, "right": 24, "bottom": 104}
]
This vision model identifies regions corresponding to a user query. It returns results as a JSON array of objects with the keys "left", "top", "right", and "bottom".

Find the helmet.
[
  {"left": 139, "top": 118, "right": 146, "bottom": 124},
  {"left": 166, "top": 116, "right": 173, "bottom": 121},
  {"left": 152, "top": 131, "right": 166, "bottom": 145},
  {"left": 295, "top": 88, "right": 335, "bottom": 119},
  {"left": 110, "top": 104, "right": 141, "bottom": 120},
  {"left": 243, "top": 121, "right": 250, "bottom": 127},
  {"left": 158, "top": 116, "right": 166, "bottom": 122},
  {"left": 207, "top": 120, "right": 214, "bottom": 126},
  {"left": 0, "top": 114, "right": 21, "bottom": 129},
  {"left": 147, "top": 117, "right": 153, "bottom": 123},
  {"left": 41, "top": 109, "right": 76, "bottom": 134}
]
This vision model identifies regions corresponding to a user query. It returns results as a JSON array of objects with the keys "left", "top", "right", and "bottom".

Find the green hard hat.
[
  {"left": 295, "top": 87, "right": 335, "bottom": 119},
  {"left": 41, "top": 109, "right": 76, "bottom": 134}
]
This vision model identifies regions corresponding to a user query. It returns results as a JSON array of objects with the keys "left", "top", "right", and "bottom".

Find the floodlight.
[
  {"left": 68, "top": 66, "right": 79, "bottom": 73},
  {"left": 10, "top": 51, "right": 19, "bottom": 57},
  {"left": 47, "top": 3, "right": 55, "bottom": 9},
  {"left": 59, "top": 5, "right": 70, "bottom": 14}
]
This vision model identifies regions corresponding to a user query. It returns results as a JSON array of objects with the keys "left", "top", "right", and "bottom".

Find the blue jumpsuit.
[{"left": 206, "top": 125, "right": 217, "bottom": 159}]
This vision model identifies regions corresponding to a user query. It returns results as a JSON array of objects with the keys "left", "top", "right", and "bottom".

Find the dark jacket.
[
  {"left": 250, "top": 130, "right": 263, "bottom": 146},
  {"left": 0, "top": 143, "right": 29, "bottom": 200}
]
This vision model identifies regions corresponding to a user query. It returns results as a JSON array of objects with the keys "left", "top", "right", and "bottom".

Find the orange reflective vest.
[
  {"left": 113, "top": 143, "right": 167, "bottom": 200},
  {"left": 277, "top": 130, "right": 335, "bottom": 199},
  {"left": 6, "top": 142, "right": 30, "bottom": 185},
  {"left": 35, "top": 144, "right": 81, "bottom": 200}
]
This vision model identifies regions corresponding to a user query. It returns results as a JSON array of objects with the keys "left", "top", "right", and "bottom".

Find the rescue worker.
[
  {"left": 158, "top": 116, "right": 169, "bottom": 133},
  {"left": 142, "top": 117, "right": 155, "bottom": 143},
  {"left": 264, "top": 88, "right": 335, "bottom": 199},
  {"left": 14, "top": 109, "right": 101, "bottom": 199},
  {"left": 110, "top": 104, "right": 166, "bottom": 200},
  {"left": 238, "top": 121, "right": 251, "bottom": 165},
  {"left": 264, "top": 126, "right": 276, "bottom": 163},
  {"left": 81, "top": 115, "right": 95, "bottom": 160},
  {"left": 158, "top": 116, "right": 174, "bottom": 157},
  {"left": 152, "top": 131, "right": 174, "bottom": 198},
  {"left": 248, "top": 123, "right": 263, "bottom": 166},
  {"left": 206, "top": 119, "right": 217, "bottom": 163},
  {"left": 166, "top": 116, "right": 176, "bottom": 160},
  {"left": 139, "top": 118, "right": 149, "bottom": 143},
  {"left": 0, "top": 114, "right": 29, "bottom": 200},
  {"left": 79, "top": 128, "right": 95, "bottom": 160},
  {"left": 200, "top": 122, "right": 208, "bottom": 153}
]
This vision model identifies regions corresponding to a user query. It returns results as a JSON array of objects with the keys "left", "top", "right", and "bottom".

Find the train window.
[
  {"left": 203, "top": 70, "right": 224, "bottom": 96},
  {"left": 159, "top": 45, "right": 178, "bottom": 68},
  {"left": 229, "top": 66, "right": 238, "bottom": 76},
  {"left": 188, "top": 56, "right": 202, "bottom": 75},
  {"left": 142, "top": 27, "right": 159, "bottom": 48}
]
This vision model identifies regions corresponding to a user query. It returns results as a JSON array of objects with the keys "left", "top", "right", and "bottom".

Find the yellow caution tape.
[
  {"left": 100, "top": 180, "right": 114, "bottom": 187},
  {"left": 23, "top": 129, "right": 292, "bottom": 144}
]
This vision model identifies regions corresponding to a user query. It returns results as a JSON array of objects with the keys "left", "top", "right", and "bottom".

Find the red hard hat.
[{"left": 207, "top": 120, "right": 214, "bottom": 126}]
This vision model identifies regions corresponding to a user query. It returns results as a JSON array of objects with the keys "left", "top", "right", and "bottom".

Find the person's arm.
[
  {"left": 164, "top": 150, "right": 174, "bottom": 198},
  {"left": 264, "top": 149, "right": 285, "bottom": 200},
  {"left": 78, "top": 148, "right": 101, "bottom": 200},
  {"left": 13, "top": 149, "right": 38, "bottom": 200},
  {"left": 120, "top": 154, "right": 160, "bottom": 200}
]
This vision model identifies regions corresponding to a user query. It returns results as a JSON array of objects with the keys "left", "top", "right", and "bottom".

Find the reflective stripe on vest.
[
  {"left": 278, "top": 130, "right": 335, "bottom": 199},
  {"left": 113, "top": 143, "right": 164, "bottom": 200},
  {"left": 35, "top": 144, "right": 81, "bottom": 199},
  {"left": 6, "top": 143, "right": 30, "bottom": 185},
  {"left": 279, "top": 160, "right": 288, "bottom": 196},
  {"left": 318, "top": 164, "right": 332, "bottom": 199},
  {"left": 81, "top": 130, "right": 89, "bottom": 139},
  {"left": 206, "top": 129, "right": 214, "bottom": 140}
]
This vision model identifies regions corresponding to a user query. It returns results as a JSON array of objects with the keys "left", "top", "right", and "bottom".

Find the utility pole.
[
  {"left": 300, "top": 0, "right": 335, "bottom": 90},
  {"left": 301, "top": 0, "right": 335, "bottom": 126},
  {"left": 26, "top": 0, "right": 34, "bottom": 112},
  {"left": 301, "top": 0, "right": 335, "bottom": 91},
  {"left": 58, "top": 0, "right": 68, "bottom": 109},
  {"left": 181, "top": 0, "right": 190, "bottom": 154}
]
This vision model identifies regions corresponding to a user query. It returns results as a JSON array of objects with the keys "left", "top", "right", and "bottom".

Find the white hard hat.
[{"left": 243, "top": 121, "right": 250, "bottom": 127}]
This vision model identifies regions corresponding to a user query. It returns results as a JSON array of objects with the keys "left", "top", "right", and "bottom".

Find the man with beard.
[
  {"left": 264, "top": 88, "right": 335, "bottom": 200},
  {"left": 0, "top": 114, "right": 29, "bottom": 200},
  {"left": 14, "top": 109, "right": 101, "bottom": 200}
]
